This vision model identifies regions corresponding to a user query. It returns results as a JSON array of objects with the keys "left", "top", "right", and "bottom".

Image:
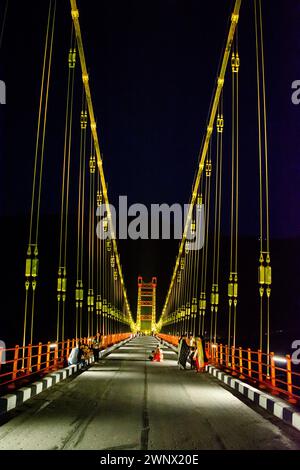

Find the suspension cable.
[
  {"left": 88, "top": 137, "right": 96, "bottom": 337},
  {"left": 195, "top": 188, "right": 203, "bottom": 336},
  {"left": 96, "top": 172, "right": 102, "bottom": 335},
  {"left": 75, "top": 89, "right": 84, "bottom": 339},
  {"left": 70, "top": 0, "right": 133, "bottom": 329},
  {"left": 191, "top": 193, "right": 202, "bottom": 336},
  {"left": 198, "top": 153, "right": 210, "bottom": 336},
  {"left": 255, "top": 0, "right": 271, "bottom": 360},
  {"left": 211, "top": 97, "right": 224, "bottom": 344},
  {"left": 57, "top": 25, "right": 76, "bottom": 342},
  {"left": 0, "top": 0, "right": 8, "bottom": 52},
  {"left": 23, "top": 1, "right": 56, "bottom": 358},
  {"left": 228, "top": 30, "right": 240, "bottom": 349},
  {"left": 158, "top": 0, "right": 242, "bottom": 331},
  {"left": 185, "top": 242, "right": 192, "bottom": 335},
  {"left": 203, "top": 146, "right": 212, "bottom": 338}
]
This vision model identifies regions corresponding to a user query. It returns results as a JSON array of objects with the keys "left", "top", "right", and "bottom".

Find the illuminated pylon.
[{"left": 136, "top": 276, "right": 157, "bottom": 333}]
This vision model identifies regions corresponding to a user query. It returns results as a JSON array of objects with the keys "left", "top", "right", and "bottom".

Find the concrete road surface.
[{"left": 0, "top": 336, "right": 299, "bottom": 450}]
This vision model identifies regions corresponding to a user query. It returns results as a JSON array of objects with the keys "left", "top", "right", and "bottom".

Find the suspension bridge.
[{"left": 0, "top": 0, "right": 299, "bottom": 452}]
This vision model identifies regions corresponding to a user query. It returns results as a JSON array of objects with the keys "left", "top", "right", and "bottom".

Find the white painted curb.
[{"left": 206, "top": 364, "right": 300, "bottom": 433}]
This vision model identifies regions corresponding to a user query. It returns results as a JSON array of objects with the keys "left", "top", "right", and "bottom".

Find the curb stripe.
[
  {"left": 206, "top": 365, "right": 300, "bottom": 434},
  {"left": 292, "top": 413, "right": 300, "bottom": 431}
]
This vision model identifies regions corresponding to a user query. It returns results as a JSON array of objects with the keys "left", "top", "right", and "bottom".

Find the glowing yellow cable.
[
  {"left": 23, "top": 1, "right": 56, "bottom": 356},
  {"left": 160, "top": 0, "right": 242, "bottom": 328},
  {"left": 255, "top": 0, "right": 271, "bottom": 360},
  {"left": 57, "top": 27, "right": 76, "bottom": 342},
  {"left": 70, "top": 0, "right": 133, "bottom": 328}
]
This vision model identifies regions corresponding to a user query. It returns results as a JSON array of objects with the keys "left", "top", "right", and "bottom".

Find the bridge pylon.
[{"left": 136, "top": 277, "right": 157, "bottom": 334}]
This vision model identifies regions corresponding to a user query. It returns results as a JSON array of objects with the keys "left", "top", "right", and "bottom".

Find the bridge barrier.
[
  {"left": 0, "top": 335, "right": 133, "bottom": 416},
  {"left": 0, "top": 333, "right": 132, "bottom": 394},
  {"left": 208, "top": 343, "right": 300, "bottom": 405},
  {"left": 158, "top": 334, "right": 179, "bottom": 347},
  {"left": 158, "top": 334, "right": 300, "bottom": 406}
]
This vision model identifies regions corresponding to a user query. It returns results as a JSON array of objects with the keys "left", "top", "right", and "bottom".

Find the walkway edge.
[
  {"left": 0, "top": 338, "right": 131, "bottom": 416},
  {"left": 160, "top": 339, "right": 300, "bottom": 433},
  {"left": 206, "top": 364, "right": 300, "bottom": 433}
]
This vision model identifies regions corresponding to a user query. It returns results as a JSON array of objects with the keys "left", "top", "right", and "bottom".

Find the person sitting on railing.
[
  {"left": 68, "top": 344, "right": 80, "bottom": 366},
  {"left": 79, "top": 343, "right": 92, "bottom": 369}
]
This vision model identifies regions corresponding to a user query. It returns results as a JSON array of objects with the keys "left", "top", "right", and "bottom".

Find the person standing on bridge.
[
  {"left": 92, "top": 335, "right": 101, "bottom": 362},
  {"left": 178, "top": 335, "right": 190, "bottom": 370},
  {"left": 188, "top": 334, "right": 195, "bottom": 348},
  {"left": 193, "top": 336, "right": 208, "bottom": 373},
  {"left": 177, "top": 335, "right": 184, "bottom": 366}
]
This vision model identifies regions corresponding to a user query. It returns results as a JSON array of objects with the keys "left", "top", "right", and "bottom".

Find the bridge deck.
[{"left": 0, "top": 337, "right": 299, "bottom": 450}]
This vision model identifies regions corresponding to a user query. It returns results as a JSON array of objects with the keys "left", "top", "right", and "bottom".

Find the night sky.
[{"left": 0, "top": 1, "right": 300, "bottom": 349}]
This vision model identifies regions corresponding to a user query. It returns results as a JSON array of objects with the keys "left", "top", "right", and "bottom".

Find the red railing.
[
  {"left": 158, "top": 334, "right": 300, "bottom": 405},
  {"left": 0, "top": 333, "right": 131, "bottom": 392},
  {"left": 209, "top": 343, "right": 300, "bottom": 404},
  {"left": 158, "top": 334, "right": 179, "bottom": 347}
]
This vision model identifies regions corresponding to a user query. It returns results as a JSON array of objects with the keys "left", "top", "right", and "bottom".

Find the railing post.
[
  {"left": 66, "top": 339, "right": 70, "bottom": 361},
  {"left": 46, "top": 342, "right": 51, "bottom": 370},
  {"left": 206, "top": 342, "right": 210, "bottom": 359},
  {"left": 26, "top": 344, "right": 32, "bottom": 373},
  {"left": 37, "top": 342, "right": 42, "bottom": 371},
  {"left": 258, "top": 349, "right": 263, "bottom": 383},
  {"left": 12, "top": 345, "right": 19, "bottom": 380},
  {"left": 286, "top": 354, "right": 296, "bottom": 404},
  {"left": 231, "top": 346, "right": 235, "bottom": 370},
  {"left": 225, "top": 345, "right": 229, "bottom": 368},
  {"left": 270, "top": 352, "right": 277, "bottom": 391},
  {"left": 247, "top": 348, "right": 252, "bottom": 378},
  {"left": 54, "top": 342, "right": 58, "bottom": 368},
  {"left": 60, "top": 340, "right": 64, "bottom": 360},
  {"left": 231, "top": 346, "right": 237, "bottom": 375},
  {"left": 215, "top": 344, "right": 219, "bottom": 364},
  {"left": 239, "top": 347, "right": 243, "bottom": 376}
]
